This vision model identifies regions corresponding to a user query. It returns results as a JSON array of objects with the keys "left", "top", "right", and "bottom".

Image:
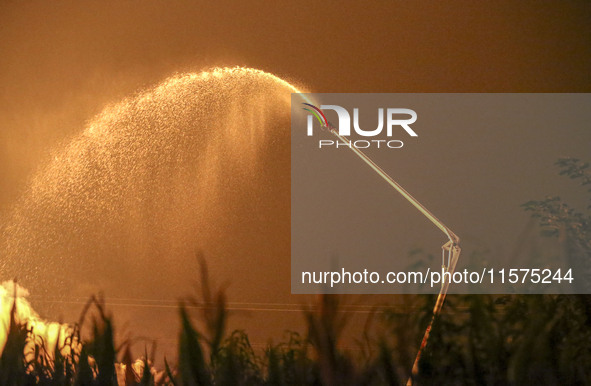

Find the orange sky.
[{"left": 0, "top": 0, "right": 589, "bottom": 362}]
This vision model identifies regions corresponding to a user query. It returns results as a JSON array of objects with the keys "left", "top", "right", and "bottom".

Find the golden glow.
[
  {"left": 0, "top": 281, "right": 76, "bottom": 359},
  {"left": 0, "top": 66, "right": 301, "bottom": 361}
]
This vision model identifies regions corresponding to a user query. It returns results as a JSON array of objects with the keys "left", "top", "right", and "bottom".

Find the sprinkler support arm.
[
  {"left": 324, "top": 123, "right": 461, "bottom": 385},
  {"left": 327, "top": 125, "right": 459, "bottom": 250}
]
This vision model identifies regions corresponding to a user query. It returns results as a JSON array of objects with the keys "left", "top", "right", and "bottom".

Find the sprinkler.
[{"left": 312, "top": 113, "right": 461, "bottom": 385}]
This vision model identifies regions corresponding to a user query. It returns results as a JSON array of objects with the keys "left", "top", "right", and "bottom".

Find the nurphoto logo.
[{"left": 302, "top": 102, "right": 418, "bottom": 149}]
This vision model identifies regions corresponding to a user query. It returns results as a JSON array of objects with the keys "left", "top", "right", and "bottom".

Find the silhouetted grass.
[{"left": 2, "top": 280, "right": 590, "bottom": 385}]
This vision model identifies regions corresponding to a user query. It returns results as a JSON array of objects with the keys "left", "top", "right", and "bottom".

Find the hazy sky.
[{"left": 0, "top": 0, "right": 589, "bottom": 360}]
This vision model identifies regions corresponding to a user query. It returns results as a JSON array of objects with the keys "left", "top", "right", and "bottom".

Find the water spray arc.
[
  {"left": 307, "top": 107, "right": 461, "bottom": 384},
  {"left": 0, "top": 67, "right": 297, "bottom": 353}
]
